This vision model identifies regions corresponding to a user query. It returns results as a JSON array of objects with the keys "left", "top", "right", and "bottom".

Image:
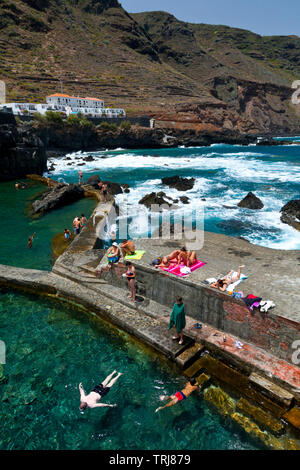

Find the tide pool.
[
  {"left": 0, "top": 290, "right": 260, "bottom": 450},
  {"left": 0, "top": 180, "right": 95, "bottom": 270}
]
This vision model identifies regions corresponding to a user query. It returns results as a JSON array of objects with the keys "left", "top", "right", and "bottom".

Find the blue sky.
[{"left": 120, "top": 0, "right": 300, "bottom": 36}]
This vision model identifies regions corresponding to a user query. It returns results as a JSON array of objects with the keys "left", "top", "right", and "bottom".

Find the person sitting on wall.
[
  {"left": 155, "top": 378, "right": 201, "bottom": 413},
  {"left": 106, "top": 242, "right": 121, "bottom": 268},
  {"left": 120, "top": 239, "right": 136, "bottom": 259}
]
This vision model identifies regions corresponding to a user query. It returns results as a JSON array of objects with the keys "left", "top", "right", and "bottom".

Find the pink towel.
[{"left": 159, "top": 260, "right": 206, "bottom": 277}]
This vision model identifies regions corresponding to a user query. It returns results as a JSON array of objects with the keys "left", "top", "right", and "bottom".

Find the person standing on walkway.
[
  {"left": 169, "top": 296, "right": 186, "bottom": 345},
  {"left": 125, "top": 261, "right": 136, "bottom": 302}
]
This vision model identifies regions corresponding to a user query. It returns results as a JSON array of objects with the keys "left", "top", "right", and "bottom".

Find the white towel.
[
  {"left": 226, "top": 272, "right": 247, "bottom": 292},
  {"left": 259, "top": 300, "right": 276, "bottom": 312}
]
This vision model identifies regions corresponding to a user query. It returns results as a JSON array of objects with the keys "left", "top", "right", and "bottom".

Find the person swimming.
[
  {"left": 27, "top": 232, "right": 36, "bottom": 249},
  {"left": 79, "top": 370, "right": 122, "bottom": 410},
  {"left": 155, "top": 378, "right": 201, "bottom": 413},
  {"left": 64, "top": 229, "right": 71, "bottom": 240}
]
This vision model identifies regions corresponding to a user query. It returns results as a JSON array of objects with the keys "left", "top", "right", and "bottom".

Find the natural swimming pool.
[{"left": 0, "top": 290, "right": 260, "bottom": 450}]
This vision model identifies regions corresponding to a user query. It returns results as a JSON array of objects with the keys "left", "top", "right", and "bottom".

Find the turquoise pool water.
[
  {"left": 0, "top": 290, "right": 260, "bottom": 450},
  {"left": 0, "top": 180, "right": 95, "bottom": 270}
]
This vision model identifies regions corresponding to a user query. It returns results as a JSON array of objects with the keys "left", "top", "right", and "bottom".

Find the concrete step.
[
  {"left": 249, "top": 373, "right": 294, "bottom": 409},
  {"left": 52, "top": 264, "right": 107, "bottom": 285},
  {"left": 175, "top": 343, "right": 205, "bottom": 369}
]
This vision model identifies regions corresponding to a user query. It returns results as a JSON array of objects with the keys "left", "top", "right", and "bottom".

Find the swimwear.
[
  {"left": 92, "top": 383, "right": 110, "bottom": 398},
  {"left": 175, "top": 391, "right": 186, "bottom": 402},
  {"left": 64, "top": 233, "right": 70, "bottom": 239},
  {"left": 108, "top": 254, "right": 119, "bottom": 264},
  {"left": 103, "top": 190, "right": 107, "bottom": 196},
  {"left": 74, "top": 228, "right": 80, "bottom": 235}
]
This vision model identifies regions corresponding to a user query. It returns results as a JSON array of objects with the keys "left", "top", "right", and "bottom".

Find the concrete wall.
[
  {"left": 18, "top": 115, "right": 151, "bottom": 127},
  {"left": 111, "top": 263, "right": 300, "bottom": 365}
]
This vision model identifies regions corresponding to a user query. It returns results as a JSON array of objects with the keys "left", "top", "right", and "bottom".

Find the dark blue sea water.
[{"left": 48, "top": 143, "right": 300, "bottom": 250}]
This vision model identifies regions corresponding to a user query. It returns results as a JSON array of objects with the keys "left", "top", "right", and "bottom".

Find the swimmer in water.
[
  {"left": 27, "top": 232, "right": 36, "bottom": 249},
  {"left": 155, "top": 378, "right": 201, "bottom": 413},
  {"left": 79, "top": 370, "right": 122, "bottom": 410}
]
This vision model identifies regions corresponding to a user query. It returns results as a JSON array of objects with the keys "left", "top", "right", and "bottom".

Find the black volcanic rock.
[
  {"left": 161, "top": 175, "right": 195, "bottom": 191},
  {"left": 139, "top": 192, "right": 172, "bottom": 211},
  {"left": 237, "top": 192, "right": 264, "bottom": 210},
  {"left": 102, "top": 181, "right": 123, "bottom": 195},
  {"left": 280, "top": 200, "right": 300, "bottom": 230},
  {"left": 180, "top": 195, "right": 190, "bottom": 204},
  {"left": 32, "top": 183, "right": 84, "bottom": 214},
  {"left": 0, "top": 118, "right": 46, "bottom": 182}
]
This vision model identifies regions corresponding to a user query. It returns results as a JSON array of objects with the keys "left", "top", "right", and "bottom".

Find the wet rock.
[
  {"left": 161, "top": 175, "right": 195, "bottom": 191},
  {"left": 139, "top": 192, "right": 172, "bottom": 210},
  {"left": 280, "top": 199, "right": 300, "bottom": 230},
  {"left": 237, "top": 192, "right": 264, "bottom": 210},
  {"left": 102, "top": 181, "right": 123, "bottom": 195},
  {"left": 180, "top": 195, "right": 190, "bottom": 204},
  {"left": 86, "top": 174, "right": 101, "bottom": 188},
  {"left": 83, "top": 155, "right": 95, "bottom": 162},
  {"left": 64, "top": 157, "right": 72, "bottom": 161},
  {"left": 203, "top": 385, "right": 236, "bottom": 416},
  {"left": 32, "top": 183, "right": 84, "bottom": 214}
]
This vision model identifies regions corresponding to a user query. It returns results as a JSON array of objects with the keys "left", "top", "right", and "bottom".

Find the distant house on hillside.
[
  {"left": 0, "top": 92, "right": 126, "bottom": 119},
  {"left": 46, "top": 93, "right": 104, "bottom": 109}
]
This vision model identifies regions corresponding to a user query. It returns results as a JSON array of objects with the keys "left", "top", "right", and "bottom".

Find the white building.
[
  {"left": 46, "top": 93, "right": 104, "bottom": 109},
  {"left": 0, "top": 93, "right": 126, "bottom": 118}
]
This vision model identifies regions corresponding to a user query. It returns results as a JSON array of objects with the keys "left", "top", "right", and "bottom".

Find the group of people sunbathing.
[{"left": 153, "top": 247, "right": 197, "bottom": 269}]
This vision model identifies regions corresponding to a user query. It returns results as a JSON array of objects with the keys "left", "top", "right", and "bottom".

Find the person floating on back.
[
  {"left": 155, "top": 378, "right": 201, "bottom": 413},
  {"left": 79, "top": 370, "right": 122, "bottom": 411},
  {"left": 27, "top": 232, "right": 36, "bottom": 249}
]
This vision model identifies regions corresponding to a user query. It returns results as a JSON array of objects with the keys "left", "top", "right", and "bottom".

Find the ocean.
[{"left": 47, "top": 143, "right": 300, "bottom": 250}]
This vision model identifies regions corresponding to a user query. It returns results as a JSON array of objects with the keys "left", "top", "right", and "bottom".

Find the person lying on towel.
[{"left": 210, "top": 265, "right": 245, "bottom": 292}]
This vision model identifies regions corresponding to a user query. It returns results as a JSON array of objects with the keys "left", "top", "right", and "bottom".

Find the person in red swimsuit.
[{"left": 155, "top": 378, "right": 201, "bottom": 413}]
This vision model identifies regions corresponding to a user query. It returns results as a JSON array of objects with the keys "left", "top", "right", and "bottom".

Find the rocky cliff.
[
  {"left": 1, "top": 1, "right": 300, "bottom": 134},
  {"left": 0, "top": 113, "right": 46, "bottom": 181}
]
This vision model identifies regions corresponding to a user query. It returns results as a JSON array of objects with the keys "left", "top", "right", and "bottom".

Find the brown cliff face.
[{"left": 1, "top": 2, "right": 300, "bottom": 134}]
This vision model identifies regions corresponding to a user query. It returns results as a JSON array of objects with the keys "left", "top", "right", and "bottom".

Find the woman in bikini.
[
  {"left": 155, "top": 250, "right": 180, "bottom": 268},
  {"left": 125, "top": 261, "right": 136, "bottom": 302},
  {"left": 211, "top": 265, "right": 245, "bottom": 292}
]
